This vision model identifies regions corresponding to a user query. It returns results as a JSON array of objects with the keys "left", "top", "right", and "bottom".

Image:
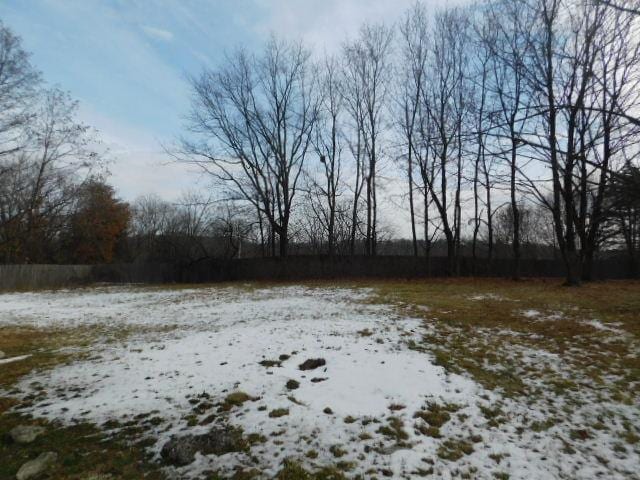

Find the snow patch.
[
  {"left": 0, "top": 354, "right": 31, "bottom": 365},
  {"left": 520, "top": 309, "right": 541, "bottom": 318}
]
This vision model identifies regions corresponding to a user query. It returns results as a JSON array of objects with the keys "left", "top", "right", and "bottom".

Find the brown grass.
[
  {"left": 1, "top": 278, "right": 638, "bottom": 479},
  {"left": 360, "top": 278, "right": 640, "bottom": 401}
]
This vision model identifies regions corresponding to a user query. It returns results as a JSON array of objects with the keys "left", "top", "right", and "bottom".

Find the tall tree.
[
  {"left": 181, "top": 37, "right": 319, "bottom": 257},
  {"left": 399, "top": 2, "right": 430, "bottom": 257},
  {"left": 308, "top": 56, "right": 344, "bottom": 256},
  {"left": 419, "top": 8, "right": 471, "bottom": 275},
  {"left": 483, "top": 0, "right": 533, "bottom": 279},
  {"left": 343, "top": 24, "right": 394, "bottom": 256}
]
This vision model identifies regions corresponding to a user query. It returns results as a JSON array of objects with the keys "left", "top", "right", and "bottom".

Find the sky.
[{"left": 0, "top": 0, "right": 460, "bottom": 236}]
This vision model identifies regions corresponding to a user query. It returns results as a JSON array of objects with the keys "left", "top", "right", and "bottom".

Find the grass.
[
  {"left": 363, "top": 278, "right": 640, "bottom": 403},
  {"left": 269, "top": 408, "right": 290, "bottom": 418},
  {"left": 222, "top": 391, "right": 252, "bottom": 408},
  {"left": 275, "top": 460, "right": 351, "bottom": 480},
  {"left": 376, "top": 416, "right": 409, "bottom": 442},
  {"left": 286, "top": 379, "right": 300, "bottom": 390},
  {"left": 2, "top": 278, "right": 639, "bottom": 479},
  {"left": 414, "top": 402, "right": 458, "bottom": 428},
  {"left": 0, "top": 321, "right": 172, "bottom": 479},
  {"left": 437, "top": 438, "right": 474, "bottom": 461},
  {"left": 0, "top": 404, "right": 165, "bottom": 479}
]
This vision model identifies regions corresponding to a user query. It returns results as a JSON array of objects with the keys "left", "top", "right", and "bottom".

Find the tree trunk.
[
  {"left": 365, "top": 173, "right": 372, "bottom": 256},
  {"left": 279, "top": 224, "right": 288, "bottom": 257},
  {"left": 484, "top": 155, "right": 493, "bottom": 274},
  {"left": 510, "top": 138, "right": 521, "bottom": 280},
  {"left": 446, "top": 232, "right": 455, "bottom": 277},
  {"left": 350, "top": 132, "right": 362, "bottom": 256},
  {"left": 564, "top": 250, "right": 582, "bottom": 286},
  {"left": 408, "top": 141, "right": 418, "bottom": 257},
  {"left": 472, "top": 155, "right": 479, "bottom": 274},
  {"left": 424, "top": 187, "right": 431, "bottom": 275}
]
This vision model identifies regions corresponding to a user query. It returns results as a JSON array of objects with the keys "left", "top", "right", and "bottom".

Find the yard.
[{"left": 0, "top": 279, "right": 639, "bottom": 479}]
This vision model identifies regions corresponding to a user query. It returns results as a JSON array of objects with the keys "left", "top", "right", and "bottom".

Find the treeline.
[
  {"left": 124, "top": 193, "right": 560, "bottom": 265},
  {"left": 2, "top": 1, "right": 640, "bottom": 286},
  {"left": 0, "top": 22, "right": 129, "bottom": 264},
  {"left": 175, "top": 0, "right": 640, "bottom": 285}
]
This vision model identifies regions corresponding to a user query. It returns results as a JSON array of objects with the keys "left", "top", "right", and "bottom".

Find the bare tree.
[
  {"left": 468, "top": 12, "right": 500, "bottom": 271},
  {"left": 0, "top": 89, "right": 100, "bottom": 263},
  {"left": 482, "top": 0, "right": 534, "bottom": 279},
  {"left": 418, "top": 8, "right": 471, "bottom": 275},
  {"left": 343, "top": 24, "right": 394, "bottom": 256},
  {"left": 342, "top": 44, "right": 367, "bottom": 255},
  {"left": 595, "top": 0, "right": 640, "bottom": 15},
  {"left": 180, "top": 37, "right": 319, "bottom": 257},
  {"left": 0, "top": 21, "right": 40, "bottom": 160},
  {"left": 580, "top": 1, "right": 640, "bottom": 279},
  {"left": 399, "top": 2, "right": 430, "bottom": 257},
  {"left": 307, "top": 55, "right": 344, "bottom": 256}
]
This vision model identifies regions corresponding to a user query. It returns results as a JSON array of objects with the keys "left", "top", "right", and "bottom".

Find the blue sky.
[{"left": 0, "top": 0, "right": 452, "bottom": 216}]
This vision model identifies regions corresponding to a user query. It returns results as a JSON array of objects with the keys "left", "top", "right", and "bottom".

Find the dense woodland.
[{"left": 1, "top": 0, "right": 639, "bottom": 285}]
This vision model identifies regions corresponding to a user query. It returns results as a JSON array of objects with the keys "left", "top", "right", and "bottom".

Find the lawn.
[{"left": 0, "top": 279, "right": 638, "bottom": 479}]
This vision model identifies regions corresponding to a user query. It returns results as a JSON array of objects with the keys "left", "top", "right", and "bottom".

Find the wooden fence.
[{"left": 0, "top": 255, "right": 636, "bottom": 291}]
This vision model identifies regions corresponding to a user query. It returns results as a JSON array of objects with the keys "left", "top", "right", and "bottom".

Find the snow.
[
  {"left": 0, "top": 354, "right": 31, "bottom": 365},
  {"left": 1, "top": 285, "right": 638, "bottom": 479},
  {"left": 583, "top": 319, "right": 627, "bottom": 335},
  {"left": 468, "top": 293, "right": 505, "bottom": 301}
]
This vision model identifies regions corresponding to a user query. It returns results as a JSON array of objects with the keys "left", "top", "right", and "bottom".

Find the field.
[{"left": 0, "top": 279, "right": 639, "bottom": 479}]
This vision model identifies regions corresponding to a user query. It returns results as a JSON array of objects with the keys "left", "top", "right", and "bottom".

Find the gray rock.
[
  {"left": 0, "top": 350, "right": 5, "bottom": 359},
  {"left": 16, "top": 452, "right": 57, "bottom": 480},
  {"left": 10, "top": 425, "right": 45, "bottom": 444},
  {"left": 160, "top": 427, "right": 245, "bottom": 466}
]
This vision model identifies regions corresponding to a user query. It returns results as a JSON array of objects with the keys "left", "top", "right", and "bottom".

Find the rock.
[
  {"left": 10, "top": 425, "right": 45, "bottom": 444},
  {"left": 298, "top": 358, "right": 326, "bottom": 371},
  {"left": 16, "top": 452, "right": 57, "bottom": 480},
  {"left": 310, "top": 377, "right": 328, "bottom": 383},
  {"left": 323, "top": 407, "right": 333, "bottom": 415},
  {"left": 160, "top": 427, "right": 245, "bottom": 466},
  {"left": 0, "top": 350, "right": 5, "bottom": 359},
  {"left": 285, "top": 379, "right": 300, "bottom": 390}
]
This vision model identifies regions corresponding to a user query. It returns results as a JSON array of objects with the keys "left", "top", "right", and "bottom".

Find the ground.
[{"left": 0, "top": 279, "right": 639, "bottom": 479}]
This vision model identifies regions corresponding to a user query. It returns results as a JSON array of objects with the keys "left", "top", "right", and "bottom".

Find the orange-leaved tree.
[{"left": 64, "top": 180, "right": 130, "bottom": 264}]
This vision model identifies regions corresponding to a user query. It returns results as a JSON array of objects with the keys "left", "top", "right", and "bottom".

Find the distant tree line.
[{"left": 2, "top": 0, "right": 640, "bottom": 286}]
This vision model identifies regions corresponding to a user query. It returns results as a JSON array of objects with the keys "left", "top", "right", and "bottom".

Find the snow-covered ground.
[{"left": 0, "top": 285, "right": 638, "bottom": 479}]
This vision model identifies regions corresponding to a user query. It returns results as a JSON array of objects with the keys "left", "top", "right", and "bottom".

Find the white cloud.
[
  {"left": 76, "top": 103, "right": 201, "bottom": 202},
  {"left": 140, "top": 24, "right": 174, "bottom": 42}
]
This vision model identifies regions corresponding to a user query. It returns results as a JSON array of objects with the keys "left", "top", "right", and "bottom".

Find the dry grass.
[
  {"left": 358, "top": 278, "right": 640, "bottom": 402},
  {"left": 0, "top": 323, "right": 168, "bottom": 479},
  {"left": 1, "top": 278, "right": 639, "bottom": 479}
]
